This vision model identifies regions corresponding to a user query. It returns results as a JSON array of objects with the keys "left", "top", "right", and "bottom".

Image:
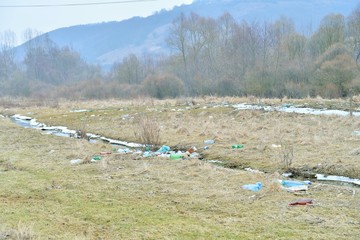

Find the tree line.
[{"left": 1, "top": 5, "right": 360, "bottom": 100}]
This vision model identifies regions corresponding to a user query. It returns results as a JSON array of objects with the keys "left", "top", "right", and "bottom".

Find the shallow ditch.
[{"left": 10, "top": 114, "right": 143, "bottom": 148}]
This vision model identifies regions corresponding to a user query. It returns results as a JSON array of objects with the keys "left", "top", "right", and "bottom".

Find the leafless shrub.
[
  {"left": 134, "top": 114, "right": 161, "bottom": 147},
  {"left": 280, "top": 142, "right": 294, "bottom": 170},
  {"left": 75, "top": 122, "right": 89, "bottom": 140},
  {"left": 76, "top": 129, "right": 88, "bottom": 140}
]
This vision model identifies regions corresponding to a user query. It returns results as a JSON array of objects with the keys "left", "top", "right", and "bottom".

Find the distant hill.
[{"left": 16, "top": 0, "right": 360, "bottom": 67}]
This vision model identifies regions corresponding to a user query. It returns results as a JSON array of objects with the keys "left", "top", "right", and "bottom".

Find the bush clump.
[{"left": 142, "top": 73, "right": 184, "bottom": 99}]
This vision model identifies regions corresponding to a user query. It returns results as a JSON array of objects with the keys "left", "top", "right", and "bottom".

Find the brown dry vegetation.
[{"left": 0, "top": 97, "right": 360, "bottom": 239}]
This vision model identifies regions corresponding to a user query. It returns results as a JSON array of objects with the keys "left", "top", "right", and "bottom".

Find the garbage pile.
[
  {"left": 141, "top": 145, "right": 200, "bottom": 159},
  {"left": 71, "top": 145, "right": 202, "bottom": 165}
]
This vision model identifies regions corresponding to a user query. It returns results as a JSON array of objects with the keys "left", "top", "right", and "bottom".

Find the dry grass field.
[{"left": 1, "top": 97, "right": 360, "bottom": 239}]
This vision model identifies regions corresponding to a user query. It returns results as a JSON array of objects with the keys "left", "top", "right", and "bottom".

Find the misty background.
[{"left": 1, "top": 0, "right": 360, "bottom": 100}]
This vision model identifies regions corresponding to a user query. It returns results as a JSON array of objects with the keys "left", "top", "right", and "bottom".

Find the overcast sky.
[{"left": 1, "top": 0, "right": 193, "bottom": 45}]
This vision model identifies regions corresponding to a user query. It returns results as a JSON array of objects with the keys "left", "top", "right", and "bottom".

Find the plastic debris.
[
  {"left": 157, "top": 145, "right": 171, "bottom": 153},
  {"left": 117, "top": 148, "right": 131, "bottom": 154},
  {"left": 204, "top": 139, "right": 215, "bottom": 145},
  {"left": 288, "top": 198, "right": 313, "bottom": 206},
  {"left": 143, "top": 151, "right": 155, "bottom": 158},
  {"left": 232, "top": 144, "right": 244, "bottom": 149},
  {"left": 91, "top": 156, "right": 102, "bottom": 162},
  {"left": 279, "top": 180, "right": 311, "bottom": 192},
  {"left": 207, "top": 160, "right": 223, "bottom": 164},
  {"left": 280, "top": 180, "right": 311, "bottom": 187},
  {"left": 244, "top": 168, "right": 264, "bottom": 174},
  {"left": 189, "top": 152, "right": 200, "bottom": 158},
  {"left": 70, "top": 159, "right": 82, "bottom": 165},
  {"left": 187, "top": 146, "right": 197, "bottom": 154},
  {"left": 352, "top": 131, "right": 360, "bottom": 136},
  {"left": 70, "top": 109, "right": 90, "bottom": 113},
  {"left": 271, "top": 144, "right": 282, "bottom": 148},
  {"left": 204, "top": 146, "right": 209, "bottom": 150},
  {"left": 170, "top": 153, "right": 183, "bottom": 160},
  {"left": 100, "top": 137, "right": 144, "bottom": 148},
  {"left": 316, "top": 174, "right": 360, "bottom": 186},
  {"left": 242, "top": 182, "right": 263, "bottom": 192},
  {"left": 282, "top": 173, "right": 293, "bottom": 177}
]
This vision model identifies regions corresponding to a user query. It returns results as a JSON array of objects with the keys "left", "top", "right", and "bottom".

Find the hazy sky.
[{"left": 1, "top": 0, "right": 193, "bottom": 45}]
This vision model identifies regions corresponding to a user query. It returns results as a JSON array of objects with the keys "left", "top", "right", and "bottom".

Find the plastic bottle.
[
  {"left": 232, "top": 144, "right": 244, "bottom": 149},
  {"left": 170, "top": 153, "right": 183, "bottom": 160},
  {"left": 92, "top": 156, "right": 102, "bottom": 161}
]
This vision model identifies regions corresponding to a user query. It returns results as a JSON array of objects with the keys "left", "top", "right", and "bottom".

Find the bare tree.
[
  {"left": 0, "top": 30, "right": 17, "bottom": 80},
  {"left": 348, "top": 4, "right": 360, "bottom": 65}
]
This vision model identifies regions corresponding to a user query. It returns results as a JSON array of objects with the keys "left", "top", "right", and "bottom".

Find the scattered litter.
[
  {"left": 242, "top": 182, "right": 262, "bottom": 192},
  {"left": 100, "top": 137, "right": 144, "bottom": 148},
  {"left": 271, "top": 144, "right": 282, "bottom": 148},
  {"left": 204, "top": 139, "right": 215, "bottom": 145},
  {"left": 140, "top": 145, "right": 196, "bottom": 159},
  {"left": 316, "top": 174, "right": 360, "bottom": 186},
  {"left": 279, "top": 180, "right": 311, "bottom": 192},
  {"left": 288, "top": 198, "right": 313, "bottom": 206},
  {"left": 232, "top": 144, "right": 244, "bottom": 149},
  {"left": 70, "top": 109, "right": 91, "bottom": 113},
  {"left": 70, "top": 159, "right": 82, "bottom": 165},
  {"left": 282, "top": 172, "right": 293, "bottom": 177},
  {"left": 10, "top": 114, "right": 202, "bottom": 161},
  {"left": 100, "top": 152, "right": 112, "bottom": 156},
  {"left": 157, "top": 145, "right": 171, "bottom": 153},
  {"left": 121, "top": 114, "right": 130, "bottom": 120},
  {"left": 204, "top": 146, "right": 209, "bottom": 150},
  {"left": 117, "top": 148, "right": 132, "bottom": 154},
  {"left": 187, "top": 146, "right": 197, "bottom": 154},
  {"left": 91, "top": 156, "right": 102, "bottom": 162},
  {"left": 282, "top": 103, "right": 292, "bottom": 108},
  {"left": 170, "top": 153, "right": 184, "bottom": 160},
  {"left": 189, "top": 152, "right": 200, "bottom": 158},
  {"left": 207, "top": 160, "right": 223, "bottom": 164},
  {"left": 143, "top": 151, "right": 156, "bottom": 158},
  {"left": 280, "top": 180, "right": 312, "bottom": 187},
  {"left": 244, "top": 167, "right": 264, "bottom": 174},
  {"left": 352, "top": 131, "right": 360, "bottom": 136}
]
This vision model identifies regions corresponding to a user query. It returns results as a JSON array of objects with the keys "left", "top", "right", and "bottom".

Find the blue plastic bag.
[
  {"left": 157, "top": 145, "right": 171, "bottom": 153},
  {"left": 242, "top": 182, "right": 263, "bottom": 192}
]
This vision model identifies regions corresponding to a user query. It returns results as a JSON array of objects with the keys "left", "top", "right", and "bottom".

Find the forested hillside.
[{"left": 1, "top": 2, "right": 360, "bottom": 99}]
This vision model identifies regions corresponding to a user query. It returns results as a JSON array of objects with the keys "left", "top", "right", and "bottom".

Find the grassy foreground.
[{"left": 0, "top": 97, "right": 360, "bottom": 239}]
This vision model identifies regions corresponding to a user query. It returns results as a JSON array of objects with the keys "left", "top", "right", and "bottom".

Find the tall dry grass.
[{"left": 134, "top": 114, "right": 161, "bottom": 147}]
